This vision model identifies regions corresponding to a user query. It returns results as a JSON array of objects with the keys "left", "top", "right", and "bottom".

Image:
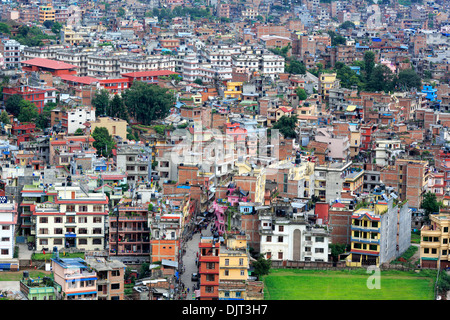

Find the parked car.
[{"left": 191, "top": 273, "right": 199, "bottom": 282}]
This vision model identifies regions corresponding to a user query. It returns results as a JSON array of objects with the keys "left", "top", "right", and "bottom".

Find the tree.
[
  {"left": 296, "top": 87, "right": 308, "bottom": 101},
  {"left": 394, "top": 69, "right": 422, "bottom": 91},
  {"left": 0, "top": 110, "right": 10, "bottom": 125},
  {"left": 92, "top": 127, "right": 115, "bottom": 158},
  {"left": 122, "top": 81, "right": 175, "bottom": 126},
  {"left": 193, "top": 78, "right": 203, "bottom": 86},
  {"left": 17, "top": 100, "right": 39, "bottom": 123},
  {"left": 109, "top": 94, "right": 128, "bottom": 121},
  {"left": 421, "top": 192, "right": 441, "bottom": 221},
  {"left": 251, "top": 254, "right": 271, "bottom": 279},
  {"left": 271, "top": 115, "right": 298, "bottom": 139},
  {"left": 329, "top": 243, "right": 348, "bottom": 261},
  {"left": 364, "top": 51, "right": 375, "bottom": 81},
  {"left": 285, "top": 59, "right": 306, "bottom": 75},
  {"left": 5, "top": 94, "right": 23, "bottom": 115},
  {"left": 339, "top": 21, "right": 356, "bottom": 30},
  {"left": 74, "top": 128, "right": 84, "bottom": 136},
  {"left": 92, "top": 89, "right": 110, "bottom": 117},
  {"left": 327, "top": 30, "right": 346, "bottom": 46},
  {"left": 36, "top": 102, "right": 57, "bottom": 129},
  {"left": 366, "top": 64, "right": 395, "bottom": 92}
]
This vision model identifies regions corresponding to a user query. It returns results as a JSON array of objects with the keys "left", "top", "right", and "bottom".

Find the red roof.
[
  {"left": 22, "top": 58, "right": 78, "bottom": 70},
  {"left": 60, "top": 74, "right": 99, "bottom": 85},
  {"left": 121, "top": 70, "right": 178, "bottom": 78}
]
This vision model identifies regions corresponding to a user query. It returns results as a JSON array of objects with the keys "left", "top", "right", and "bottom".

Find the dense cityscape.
[{"left": 0, "top": 0, "right": 449, "bottom": 304}]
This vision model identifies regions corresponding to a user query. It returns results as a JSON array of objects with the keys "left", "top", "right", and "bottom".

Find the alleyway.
[{"left": 178, "top": 220, "right": 214, "bottom": 300}]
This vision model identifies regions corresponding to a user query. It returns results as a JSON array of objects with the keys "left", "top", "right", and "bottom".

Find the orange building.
[
  {"left": 198, "top": 238, "right": 220, "bottom": 300},
  {"left": 21, "top": 58, "right": 78, "bottom": 76}
]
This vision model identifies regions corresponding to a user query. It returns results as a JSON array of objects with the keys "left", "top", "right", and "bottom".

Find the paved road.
[{"left": 178, "top": 221, "right": 213, "bottom": 300}]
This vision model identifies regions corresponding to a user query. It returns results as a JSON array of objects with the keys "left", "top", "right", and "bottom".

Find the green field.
[{"left": 263, "top": 269, "right": 435, "bottom": 300}]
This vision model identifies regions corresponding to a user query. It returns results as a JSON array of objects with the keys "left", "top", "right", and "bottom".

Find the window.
[
  {"left": 316, "top": 236, "right": 324, "bottom": 242},
  {"left": 39, "top": 217, "right": 48, "bottom": 223},
  {"left": 54, "top": 217, "right": 62, "bottom": 223},
  {"left": 1, "top": 249, "right": 8, "bottom": 255},
  {"left": 224, "top": 270, "right": 229, "bottom": 276},
  {"left": 54, "top": 228, "right": 63, "bottom": 235},
  {"left": 278, "top": 252, "right": 283, "bottom": 260},
  {"left": 111, "top": 283, "right": 120, "bottom": 290},
  {"left": 79, "top": 205, "right": 88, "bottom": 212},
  {"left": 266, "top": 236, "right": 272, "bottom": 242},
  {"left": 225, "top": 259, "right": 229, "bottom": 266},
  {"left": 78, "top": 239, "right": 87, "bottom": 245},
  {"left": 93, "top": 239, "right": 102, "bottom": 245},
  {"left": 278, "top": 236, "right": 283, "bottom": 243},
  {"left": 239, "top": 258, "right": 244, "bottom": 266},
  {"left": 78, "top": 217, "right": 88, "bottom": 223},
  {"left": 240, "top": 270, "right": 245, "bottom": 276},
  {"left": 1, "top": 237, "right": 10, "bottom": 242},
  {"left": 93, "top": 217, "right": 102, "bottom": 223},
  {"left": 315, "top": 248, "right": 324, "bottom": 253},
  {"left": 93, "top": 206, "right": 103, "bottom": 212},
  {"left": 279, "top": 225, "right": 284, "bottom": 232},
  {"left": 78, "top": 228, "right": 87, "bottom": 234}
]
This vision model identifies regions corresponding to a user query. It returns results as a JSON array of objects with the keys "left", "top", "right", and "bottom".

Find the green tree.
[
  {"left": 271, "top": 115, "right": 298, "bottom": 139},
  {"left": 0, "top": 110, "right": 10, "bottom": 125},
  {"left": 118, "top": 8, "right": 126, "bottom": 17},
  {"left": 339, "top": 21, "right": 356, "bottom": 30},
  {"left": 5, "top": 94, "right": 23, "bottom": 115},
  {"left": 296, "top": 87, "right": 308, "bottom": 101},
  {"left": 251, "top": 254, "right": 271, "bottom": 279},
  {"left": 92, "top": 89, "right": 110, "bottom": 117},
  {"left": 17, "top": 100, "right": 39, "bottom": 123},
  {"left": 421, "top": 192, "right": 441, "bottom": 221},
  {"left": 193, "top": 78, "right": 203, "bottom": 85},
  {"left": 329, "top": 243, "right": 348, "bottom": 261},
  {"left": 36, "top": 102, "right": 57, "bottom": 129},
  {"left": 364, "top": 51, "right": 375, "bottom": 81},
  {"left": 285, "top": 59, "right": 306, "bottom": 75},
  {"left": 51, "top": 22, "right": 63, "bottom": 35},
  {"left": 122, "top": 81, "right": 175, "bottom": 126},
  {"left": 366, "top": 64, "right": 394, "bottom": 92},
  {"left": 327, "top": 30, "right": 346, "bottom": 46},
  {"left": 92, "top": 127, "right": 115, "bottom": 158},
  {"left": 109, "top": 94, "right": 129, "bottom": 121},
  {"left": 74, "top": 128, "right": 84, "bottom": 136},
  {"left": 394, "top": 69, "right": 422, "bottom": 91}
]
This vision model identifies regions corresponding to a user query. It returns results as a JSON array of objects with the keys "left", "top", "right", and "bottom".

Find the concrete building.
[
  {"left": 85, "top": 257, "right": 126, "bottom": 300},
  {"left": 88, "top": 116, "right": 127, "bottom": 141},
  {"left": 0, "top": 39, "right": 21, "bottom": 70},
  {"left": 420, "top": 212, "right": 450, "bottom": 269},
  {"left": 346, "top": 185, "right": 411, "bottom": 267},
  {"left": 0, "top": 201, "right": 18, "bottom": 263}
]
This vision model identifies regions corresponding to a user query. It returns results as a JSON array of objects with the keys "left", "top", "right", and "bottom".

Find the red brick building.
[{"left": 21, "top": 57, "right": 78, "bottom": 76}]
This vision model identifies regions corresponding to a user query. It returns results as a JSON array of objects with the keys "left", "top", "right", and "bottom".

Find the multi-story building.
[
  {"left": 259, "top": 206, "right": 331, "bottom": 262},
  {"left": 57, "top": 106, "right": 96, "bottom": 135},
  {"left": 318, "top": 72, "right": 339, "bottom": 103},
  {"left": 85, "top": 257, "right": 126, "bottom": 300},
  {"left": 115, "top": 144, "right": 151, "bottom": 183},
  {"left": 39, "top": 5, "right": 55, "bottom": 24},
  {"left": 198, "top": 237, "right": 220, "bottom": 300},
  {"left": 88, "top": 116, "right": 127, "bottom": 140},
  {"left": 33, "top": 182, "right": 108, "bottom": 251},
  {"left": 380, "top": 159, "right": 430, "bottom": 209},
  {"left": 346, "top": 185, "right": 411, "bottom": 267},
  {"left": 118, "top": 54, "right": 176, "bottom": 74},
  {"left": 0, "top": 39, "right": 21, "bottom": 70},
  {"left": 420, "top": 212, "right": 450, "bottom": 269},
  {"left": 0, "top": 201, "right": 18, "bottom": 262},
  {"left": 51, "top": 254, "right": 98, "bottom": 300},
  {"left": 109, "top": 204, "right": 150, "bottom": 257},
  {"left": 20, "top": 271, "right": 61, "bottom": 300}
]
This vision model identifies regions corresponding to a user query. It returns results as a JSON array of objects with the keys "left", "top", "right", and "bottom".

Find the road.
[{"left": 178, "top": 220, "right": 214, "bottom": 300}]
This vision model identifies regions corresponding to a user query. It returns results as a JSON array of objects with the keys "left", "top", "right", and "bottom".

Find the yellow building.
[
  {"left": 88, "top": 116, "right": 128, "bottom": 141},
  {"left": 318, "top": 73, "right": 339, "bottom": 100},
  {"left": 219, "top": 235, "right": 262, "bottom": 300},
  {"left": 420, "top": 213, "right": 450, "bottom": 269},
  {"left": 224, "top": 82, "right": 243, "bottom": 101},
  {"left": 39, "top": 5, "right": 55, "bottom": 24},
  {"left": 343, "top": 169, "right": 364, "bottom": 195},
  {"left": 61, "top": 26, "right": 83, "bottom": 45}
]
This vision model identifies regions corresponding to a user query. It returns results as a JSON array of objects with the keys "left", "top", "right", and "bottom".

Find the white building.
[
  {"left": 34, "top": 182, "right": 108, "bottom": 251},
  {"left": 60, "top": 106, "right": 96, "bottom": 135},
  {"left": 0, "top": 201, "right": 18, "bottom": 261},
  {"left": 259, "top": 211, "right": 330, "bottom": 262}
]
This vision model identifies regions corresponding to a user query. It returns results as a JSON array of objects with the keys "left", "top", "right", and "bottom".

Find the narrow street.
[{"left": 178, "top": 219, "right": 214, "bottom": 300}]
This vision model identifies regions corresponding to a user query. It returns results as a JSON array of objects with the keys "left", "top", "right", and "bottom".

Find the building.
[
  {"left": 57, "top": 106, "right": 96, "bottom": 135},
  {"left": 420, "top": 213, "right": 450, "bottom": 269},
  {"left": 0, "top": 39, "right": 21, "bottom": 70},
  {"left": 87, "top": 116, "right": 127, "bottom": 141},
  {"left": 198, "top": 237, "right": 220, "bottom": 300},
  {"left": 21, "top": 58, "right": 78, "bottom": 77},
  {"left": 346, "top": 185, "right": 411, "bottom": 267},
  {"left": 33, "top": 182, "right": 108, "bottom": 251},
  {"left": 39, "top": 5, "right": 55, "bottom": 24},
  {"left": 51, "top": 255, "right": 98, "bottom": 300},
  {"left": 0, "top": 201, "right": 18, "bottom": 266},
  {"left": 109, "top": 204, "right": 150, "bottom": 257},
  {"left": 259, "top": 204, "right": 331, "bottom": 262},
  {"left": 85, "top": 257, "right": 126, "bottom": 300},
  {"left": 115, "top": 144, "right": 151, "bottom": 183},
  {"left": 20, "top": 271, "right": 61, "bottom": 300}
]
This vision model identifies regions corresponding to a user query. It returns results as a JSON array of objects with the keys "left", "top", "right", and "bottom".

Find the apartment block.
[
  {"left": 85, "top": 257, "right": 126, "bottom": 300},
  {"left": 198, "top": 237, "right": 220, "bottom": 300},
  {"left": 420, "top": 213, "right": 450, "bottom": 269}
]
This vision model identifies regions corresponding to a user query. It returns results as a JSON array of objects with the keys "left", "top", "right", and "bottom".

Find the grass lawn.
[
  {"left": 32, "top": 252, "right": 85, "bottom": 261},
  {"left": 0, "top": 270, "right": 51, "bottom": 281},
  {"left": 263, "top": 269, "right": 435, "bottom": 300}
]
